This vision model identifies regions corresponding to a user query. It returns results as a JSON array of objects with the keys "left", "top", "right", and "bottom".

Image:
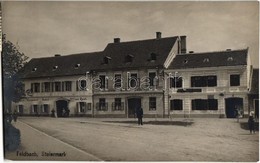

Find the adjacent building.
[{"left": 13, "top": 33, "right": 257, "bottom": 118}]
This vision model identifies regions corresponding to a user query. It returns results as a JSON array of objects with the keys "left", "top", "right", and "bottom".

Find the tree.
[{"left": 2, "top": 34, "right": 29, "bottom": 113}]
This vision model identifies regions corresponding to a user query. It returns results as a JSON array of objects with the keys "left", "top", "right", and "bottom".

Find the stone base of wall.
[
  {"left": 170, "top": 114, "right": 224, "bottom": 118},
  {"left": 94, "top": 114, "right": 126, "bottom": 118},
  {"left": 143, "top": 114, "right": 164, "bottom": 118}
]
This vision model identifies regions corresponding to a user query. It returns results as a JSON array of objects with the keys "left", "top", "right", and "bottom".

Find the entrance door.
[
  {"left": 128, "top": 98, "right": 141, "bottom": 118},
  {"left": 225, "top": 98, "right": 243, "bottom": 118},
  {"left": 56, "top": 100, "right": 68, "bottom": 117}
]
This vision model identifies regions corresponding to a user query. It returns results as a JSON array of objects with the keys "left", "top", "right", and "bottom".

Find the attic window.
[
  {"left": 227, "top": 57, "right": 233, "bottom": 61},
  {"left": 150, "top": 53, "right": 157, "bottom": 62},
  {"left": 103, "top": 56, "right": 112, "bottom": 64},
  {"left": 183, "top": 59, "right": 188, "bottom": 64},
  {"left": 32, "top": 67, "right": 37, "bottom": 72},
  {"left": 53, "top": 65, "right": 58, "bottom": 70},
  {"left": 203, "top": 58, "right": 210, "bottom": 63},
  {"left": 75, "top": 64, "right": 80, "bottom": 69},
  {"left": 125, "top": 54, "right": 134, "bottom": 63}
]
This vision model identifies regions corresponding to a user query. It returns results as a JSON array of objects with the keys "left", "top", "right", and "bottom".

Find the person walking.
[
  {"left": 136, "top": 107, "right": 143, "bottom": 125},
  {"left": 248, "top": 111, "right": 255, "bottom": 134},
  {"left": 13, "top": 111, "right": 18, "bottom": 122}
]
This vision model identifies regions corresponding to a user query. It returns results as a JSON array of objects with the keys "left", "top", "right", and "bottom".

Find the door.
[
  {"left": 56, "top": 100, "right": 68, "bottom": 117},
  {"left": 128, "top": 98, "right": 141, "bottom": 118},
  {"left": 225, "top": 98, "right": 243, "bottom": 118}
]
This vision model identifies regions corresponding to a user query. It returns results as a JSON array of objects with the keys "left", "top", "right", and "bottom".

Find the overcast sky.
[{"left": 2, "top": 1, "right": 259, "bottom": 67}]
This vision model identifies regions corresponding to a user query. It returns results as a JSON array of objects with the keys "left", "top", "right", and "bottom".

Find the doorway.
[
  {"left": 56, "top": 100, "right": 68, "bottom": 117},
  {"left": 254, "top": 99, "right": 259, "bottom": 119},
  {"left": 128, "top": 98, "right": 141, "bottom": 118},
  {"left": 225, "top": 98, "right": 243, "bottom": 118}
]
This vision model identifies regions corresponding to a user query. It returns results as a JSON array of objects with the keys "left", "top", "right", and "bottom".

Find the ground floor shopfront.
[{"left": 12, "top": 92, "right": 252, "bottom": 118}]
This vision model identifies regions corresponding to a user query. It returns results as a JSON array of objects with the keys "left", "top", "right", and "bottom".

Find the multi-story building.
[
  {"left": 13, "top": 33, "right": 255, "bottom": 118},
  {"left": 165, "top": 49, "right": 252, "bottom": 118},
  {"left": 14, "top": 32, "right": 185, "bottom": 118}
]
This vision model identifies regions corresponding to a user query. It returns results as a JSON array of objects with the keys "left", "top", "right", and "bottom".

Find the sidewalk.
[{"left": 4, "top": 121, "right": 102, "bottom": 161}]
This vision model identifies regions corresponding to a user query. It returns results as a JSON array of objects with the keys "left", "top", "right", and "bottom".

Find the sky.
[{"left": 2, "top": 1, "right": 259, "bottom": 67}]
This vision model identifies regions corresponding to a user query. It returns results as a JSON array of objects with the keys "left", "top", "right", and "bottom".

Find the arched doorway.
[
  {"left": 225, "top": 97, "right": 243, "bottom": 118},
  {"left": 128, "top": 98, "right": 141, "bottom": 118},
  {"left": 56, "top": 100, "right": 68, "bottom": 117}
]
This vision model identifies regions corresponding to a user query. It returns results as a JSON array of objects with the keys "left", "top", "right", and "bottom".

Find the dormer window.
[
  {"left": 125, "top": 54, "right": 134, "bottom": 63},
  {"left": 32, "top": 67, "right": 37, "bottom": 72},
  {"left": 103, "top": 56, "right": 112, "bottom": 64},
  {"left": 227, "top": 57, "right": 233, "bottom": 61},
  {"left": 203, "top": 58, "right": 210, "bottom": 63},
  {"left": 53, "top": 65, "right": 58, "bottom": 71},
  {"left": 150, "top": 53, "right": 157, "bottom": 62},
  {"left": 75, "top": 64, "right": 80, "bottom": 69},
  {"left": 183, "top": 59, "right": 188, "bottom": 64}
]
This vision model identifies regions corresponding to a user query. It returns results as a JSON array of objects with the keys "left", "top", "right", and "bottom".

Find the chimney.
[
  {"left": 54, "top": 54, "right": 61, "bottom": 57},
  {"left": 114, "top": 38, "right": 120, "bottom": 43},
  {"left": 156, "top": 32, "right": 161, "bottom": 39},
  {"left": 180, "top": 36, "right": 187, "bottom": 54}
]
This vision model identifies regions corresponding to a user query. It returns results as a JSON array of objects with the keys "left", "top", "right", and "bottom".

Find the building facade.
[{"left": 12, "top": 33, "right": 256, "bottom": 118}]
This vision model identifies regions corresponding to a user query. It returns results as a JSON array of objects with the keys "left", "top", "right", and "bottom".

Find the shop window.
[
  {"left": 170, "top": 100, "right": 183, "bottom": 110},
  {"left": 149, "top": 97, "right": 156, "bottom": 111}
]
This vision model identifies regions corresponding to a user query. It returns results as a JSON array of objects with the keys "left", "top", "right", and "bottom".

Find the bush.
[{"left": 4, "top": 122, "right": 21, "bottom": 151}]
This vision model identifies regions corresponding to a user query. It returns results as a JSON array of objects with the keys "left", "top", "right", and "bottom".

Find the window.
[
  {"left": 128, "top": 73, "right": 138, "bottom": 89},
  {"left": 149, "top": 72, "right": 156, "bottom": 86},
  {"left": 32, "top": 67, "right": 37, "bottom": 72},
  {"left": 103, "top": 56, "right": 111, "bottom": 64},
  {"left": 191, "top": 76, "right": 217, "bottom": 87},
  {"left": 53, "top": 65, "right": 58, "bottom": 70},
  {"left": 125, "top": 54, "right": 134, "bottom": 63},
  {"left": 150, "top": 53, "right": 157, "bottom": 61},
  {"left": 98, "top": 98, "right": 107, "bottom": 111},
  {"left": 170, "top": 100, "right": 183, "bottom": 110},
  {"left": 149, "top": 97, "right": 156, "bottom": 111},
  {"left": 31, "top": 83, "right": 40, "bottom": 93},
  {"left": 192, "top": 99, "right": 218, "bottom": 110},
  {"left": 112, "top": 98, "right": 123, "bottom": 111},
  {"left": 170, "top": 77, "right": 183, "bottom": 88},
  {"left": 77, "top": 80, "right": 87, "bottom": 91},
  {"left": 99, "top": 75, "right": 106, "bottom": 89},
  {"left": 74, "top": 64, "right": 80, "bottom": 69},
  {"left": 114, "top": 74, "right": 122, "bottom": 89},
  {"left": 63, "top": 81, "right": 72, "bottom": 91},
  {"left": 230, "top": 74, "right": 240, "bottom": 86},
  {"left": 32, "top": 105, "right": 38, "bottom": 113},
  {"left": 17, "top": 105, "right": 24, "bottom": 113},
  {"left": 42, "top": 82, "right": 51, "bottom": 92},
  {"left": 78, "top": 102, "right": 86, "bottom": 113},
  {"left": 42, "top": 104, "right": 49, "bottom": 113},
  {"left": 54, "top": 82, "right": 62, "bottom": 92}
]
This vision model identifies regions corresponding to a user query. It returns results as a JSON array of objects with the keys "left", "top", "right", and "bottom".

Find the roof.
[
  {"left": 20, "top": 36, "right": 178, "bottom": 79},
  {"left": 250, "top": 68, "right": 259, "bottom": 94},
  {"left": 168, "top": 49, "right": 248, "bottom": 69}
]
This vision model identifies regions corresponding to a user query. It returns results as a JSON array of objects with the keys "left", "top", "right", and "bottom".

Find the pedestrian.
[
  {"left": 248, "top": 111, "right": 255, "bottom": 134},
  {"left": 51, "top": 109, "right": 55, "bottom": 117},
  {"left": 136, "top": 107, "right": 143, "bottom": 125},
  {"left": 13, "top": 110, "right": 18, "bottom": 122}
]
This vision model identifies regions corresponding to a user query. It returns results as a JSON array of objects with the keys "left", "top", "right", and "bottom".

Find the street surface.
[{"left": 5, "top": 117, "right": 259, "bottom": 161}]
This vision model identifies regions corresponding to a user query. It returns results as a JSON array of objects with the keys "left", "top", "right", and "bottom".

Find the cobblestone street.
[{"left": 5, "top": 117, "right": 259, "bottom": 161}]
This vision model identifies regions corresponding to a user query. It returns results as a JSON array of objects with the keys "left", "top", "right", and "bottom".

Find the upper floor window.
[
  {"left": 63, "top": 81, "right": 72, "bottom": 91},
  {"left": 114, "top": 74, "right": 122, "bottom": 89},
  {"left": 191, "top": 76, "right": 217, "bottom": 87},
  {"left": 150, "top": 53, "right": 157, "bottom": 61},
  {"left": 170, "top": 77, "right": 183, "bottom": 88},
  {"left": 149, "top": 72, "right": 156, "bottom": 86},
  {"left": 99, "top": 75, "right": 107, "bottom": 89},
  {"left": 128, "top": 73, "right": 138, "bottom": 89},
  {"left": 230, "top": 74, "right": 240, "bottom": 86},
  {"left": 42, "top": 82, "right": 51, "bottom": 92},
  {"left": 54, "top": 82, "right": 62, "bottom": 92},
  {"left": 31, "top": 83, "right": 40, "bottom": 93},
  {"left": 77, "top": 80, "right": 87, "bottom": 91},
  {"left": 125, "top": 54, "right": 134, "bottom": 63},
  {"left": 103, "top": 56, "right": 112, "bottom": 64}
]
